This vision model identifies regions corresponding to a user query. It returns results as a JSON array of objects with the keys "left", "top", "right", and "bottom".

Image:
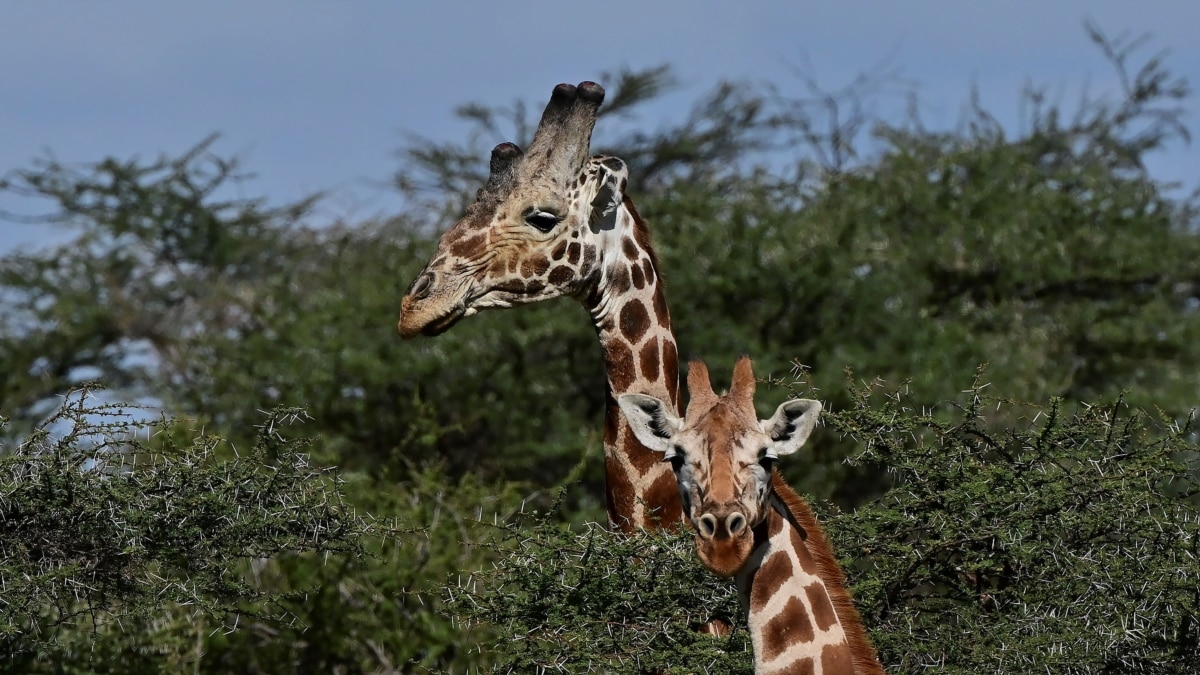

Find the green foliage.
[
  {"left": 1, "top": 23, "right": 1198, "bottom": 674},
  {"left": 0, "top": 135, "right": 313, "bottom": 435},
  {"left": 0, "top": 388, "right": 369, "bottom": 671},
  {"left": 452, "top": 380, "right": 1200, "bottom": 674},
  {"left": 822, "top": 377, "right": 1200, "bottom": 673},
  {"left": 191, "top": 466, "right": 525, "bottom": 674},
  {"left": 448, "top": 514, "right": 753, "bottom": 674}
]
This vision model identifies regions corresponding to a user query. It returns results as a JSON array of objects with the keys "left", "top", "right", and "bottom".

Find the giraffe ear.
[
  {"left": 588, "top": 158, "right": 628, "bottom": 229},
  {"left": 617, "top": 393, "right": 681, "bottom": 455},
  {"left": 760, "top": 399, "right": 822, "bottom": 458}
]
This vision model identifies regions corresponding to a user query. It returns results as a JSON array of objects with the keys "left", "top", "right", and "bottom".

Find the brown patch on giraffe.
[
  {"left": 449, "top": 234, "right": 485, "bottom": 259},
  {"left": 806, "top": 583, "right": 838, "bottom": 632},
  {"left": 790, "top": 659, "right": 816, "bottom": 675},
  {"left": 521, "top": 254, "right": 550, "bottom": 278},
  {"left": 760, "top": 596, "right": 815, "bottom": 662},
  {"left": 662, "top": 339, "right": 678, "bottom": 375},
  {"left": 697, "top": 618, "right": 733, "bottom": 638},
  {"left": 551, "top": 240, "right": 567, "bottom": 261},
  {"left": 605, "top": 450, "right": 638, "bottom": 533},
  {"left": 506, "top": 256, "right": 520, "bottom": 274},
  {"left": 768, "top": 508, "right": 786, "bottom": 538},
  {"left": 567, "top": 242, "right": 582, "bottom": 264},
  {"left": 790, "top": 525, "right": 821, "bottom": 576},
  {"left": 630, "top": 263, "right": 645, "bottom": 289},
  {"left": 749, "top": 550, "right": 792, "bottom": 614},
  {"left": 624, "top": 196, "right": 665, "bottom": 285},
  {"left": 604, "top": 340, "right": 636, "bottom": 392},
  {"left": 547, "top": 265, "right": 574, "bottom": 286},
  {"left": 604, "top": 396, "right": 620, "bottom": 445},
  {"left": 821, "top": 643, "right": 855, "bottom": 673},
  {"left": 662, "top": 340, "right": 680, "bottom": 405},
  {"left": 609, "top": 265, "right": 632, "bottom": 294},
  {"left": 639, "top": 337, "right": 660, "bottom": 382},
  {"left": 581, "top": 244, "right": 596, "bottom": 271},
  {"left": 623, "top": 425, "right": 663, "bottom": 474},
  {"left": 525, "top": 278, "right": 546, "bottom": 295},
  {"left": 643, "top": 468, "right": 683, "bottom": 527},
  {"left": 653, "top": 289, "right": 670, "bottom": 327},
  {"left": 493, "top": 278, "right": 529, "bottom": 294},
  {"left": 619, "top": 301, "right": 650, "bottom": 343},
  {"left": 622, "top": 237, "right": 639, "bottom": 260},
  {"left": 642, "top": 258, "right": 654, "bottom": 284}
]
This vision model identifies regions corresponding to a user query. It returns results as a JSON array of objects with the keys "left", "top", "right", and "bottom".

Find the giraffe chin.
[{"left": 695, "top": 535, "right": 753, "bottom": 578}]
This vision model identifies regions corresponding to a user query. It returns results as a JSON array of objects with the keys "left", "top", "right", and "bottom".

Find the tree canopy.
[{"left": 1, "top": 25, "right": 1198, "bottom": 674}]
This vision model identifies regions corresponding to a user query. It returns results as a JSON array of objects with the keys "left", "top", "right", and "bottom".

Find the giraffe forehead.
[
  {"left": 680, "top": 405, "right": 768, "bottom": 483},
  {"left": 693, "top": 404, "right": 764, "bottom": 454}
]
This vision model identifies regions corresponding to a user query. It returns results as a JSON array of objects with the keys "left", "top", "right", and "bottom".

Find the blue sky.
[{"left": 2, "top": 2, "right": 1198, "bottom": 253}]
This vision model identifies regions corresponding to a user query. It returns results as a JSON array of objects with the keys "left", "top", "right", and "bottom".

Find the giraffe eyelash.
[{"left": 524, "top": 210, "right": 562, "bottom": 232}]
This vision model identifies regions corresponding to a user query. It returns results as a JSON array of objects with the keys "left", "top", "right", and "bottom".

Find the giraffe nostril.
[
  {"left": 727, "top": 513, "right": 747, "bottom": 536},
  {"left": 408, "top": 273, "right": 434, "bottom": 300},
  {"left": 697, "top": 514, "right": 718, "bottom": 539}
]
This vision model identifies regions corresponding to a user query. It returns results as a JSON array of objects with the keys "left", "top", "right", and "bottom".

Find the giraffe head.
[
  {"left": 618, "top": 357, "right": 822, "bottom": 577},
  {"left": 398, "top": 81, "right": 632, "bottom": 338}
]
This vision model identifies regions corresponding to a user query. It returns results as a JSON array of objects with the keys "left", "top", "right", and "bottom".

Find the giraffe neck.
[
  {"left": 580, "top": 196, "right": 684, "bottom": 532},
  {"left": 735, "top": 475, "right": 884, "bottom": 674}
]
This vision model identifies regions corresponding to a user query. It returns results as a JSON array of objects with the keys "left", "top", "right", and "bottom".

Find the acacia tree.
[
  {"left": 1, "top": 22, "right": 1198, "bottom": 674},
  {"left": 446, "top": 377, "right": 1200, "bottom": 673},
  {"left": 825, "top": 377, "right": 1200, "bottom": 673},
  {"left": 0, "top": 392, "right": 369, "bottom": 671}
]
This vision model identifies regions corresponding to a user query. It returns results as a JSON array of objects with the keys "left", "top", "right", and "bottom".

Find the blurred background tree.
[{"left": 1, "top": 24, "right": 1197, "bottom": 673}]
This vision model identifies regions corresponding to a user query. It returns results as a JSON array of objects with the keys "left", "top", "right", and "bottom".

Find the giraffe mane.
[
  {"left": 622, "top": 195, "right": 663, "bottom": 287},
  {"left": 769, "top": 472, "right": 885, "bottom": 674}
]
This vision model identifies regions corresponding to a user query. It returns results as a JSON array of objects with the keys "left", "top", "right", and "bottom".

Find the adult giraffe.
[
  {"left": 619, "top": 357, "right": 884, "bottom": 674},
  {"left": 397, "top": 81, "right": 682, "bottom": 531}
]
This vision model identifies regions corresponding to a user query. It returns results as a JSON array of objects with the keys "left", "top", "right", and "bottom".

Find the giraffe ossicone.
[
  {"left": 619, "top": 357, "right": 884, "bottom": 674},
  {"left": 397, "top": 81, "right": 683, "bottom": 531}
]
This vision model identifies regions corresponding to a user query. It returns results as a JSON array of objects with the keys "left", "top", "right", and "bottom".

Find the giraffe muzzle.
[
  {"left": 695, "top": 510, "right": 750, "bottom": 540},
  {"left": 397, "top": 272, "right": 474, "bottom": 339}
]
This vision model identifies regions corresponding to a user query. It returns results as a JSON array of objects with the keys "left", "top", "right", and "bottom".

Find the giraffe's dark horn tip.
[
  {"left": 491, "top": 142, "right": 522, "bottom": 159},
  {"left": 576, "top": 81, "right": 605, "bottom": 104},
  {"left": 551, "top": 83, "right": 578, "bottom": 102}
]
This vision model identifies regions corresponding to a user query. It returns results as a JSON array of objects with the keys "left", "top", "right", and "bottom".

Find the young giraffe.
[
  {"left": 397, "top": 81, "right": 683, "bottom": 531},
  {"left": 619, "top": 357, "right": 884, "bottom": 674}
]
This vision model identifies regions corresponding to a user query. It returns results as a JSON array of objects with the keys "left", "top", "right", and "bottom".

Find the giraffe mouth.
[
  {"left": 695, "top": 533, "right": 755, "bottom": 578},
  {"left": 419, "top": 305, "right": 475, "bottom": 336},
  {"left": 399, "top": 275, "right": 505, "bottom": 338}
]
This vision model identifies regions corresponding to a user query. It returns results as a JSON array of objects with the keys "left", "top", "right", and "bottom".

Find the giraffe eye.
[
  {"left": 524, "top": 210, "right": 561, "bottom": 232},
  {"left": 758, "top": 446, "right": 777, "bottom": 471},
  {"left": 666, "top": 444, "right": 686, "bottom": 471}
]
